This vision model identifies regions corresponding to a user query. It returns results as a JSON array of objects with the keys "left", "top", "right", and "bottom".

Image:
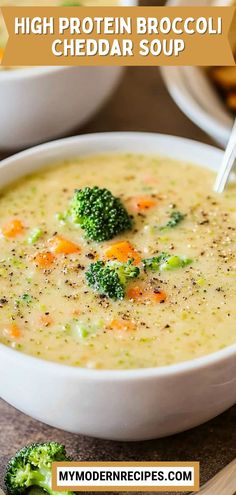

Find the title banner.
[
  {"left": 1, "top": 6, "right": 236, "bottom": 66},
  {"left": 51, "top": 461, "right": 200, "bottom": 492}
]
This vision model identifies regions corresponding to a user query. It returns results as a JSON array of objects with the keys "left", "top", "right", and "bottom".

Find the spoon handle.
[
  {"left": 214, "top": 118, "right": 236, "bottom": 193},
  {"left": 195, "top": 458, "right": 236, "bottom": 495}
]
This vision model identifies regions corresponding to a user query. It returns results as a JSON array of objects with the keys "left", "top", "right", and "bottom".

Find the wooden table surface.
[{"left": 0, "top": 65, "right": 236, "bottom": 494}]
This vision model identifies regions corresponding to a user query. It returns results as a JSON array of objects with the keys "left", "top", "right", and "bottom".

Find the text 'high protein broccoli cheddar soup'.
[
  {"left": 0, "top": 0, "right": 116, "bottom": 65},
  {"left": 0, "top": 153, "right": 235, "bottom": 369}
]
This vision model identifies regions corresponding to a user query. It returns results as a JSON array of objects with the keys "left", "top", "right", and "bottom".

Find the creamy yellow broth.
[{"left": 0, "top": 153, "right": 236, "bottom": 369}]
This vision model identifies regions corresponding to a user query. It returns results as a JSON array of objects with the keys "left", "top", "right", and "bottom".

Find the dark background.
[{"left": 0, "top": 1, "right": 235, "bottom": 494}]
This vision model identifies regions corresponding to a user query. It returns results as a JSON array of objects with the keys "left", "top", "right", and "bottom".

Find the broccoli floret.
[
  {"left": 143, "top": 253, "right": 192, "bottom": 272},
  {"left": 86, "top": 259, "right": 140, "bottom": 300},
  {"left": 143, "top": 253, "right": 169, "bottom": 271},
  {"left": 68, "top": 187, "right": 132, "bottom": 242},
  {"left": 5, "top": 442, "right": 74, "bottom": 495},
  {"left": 28, "top": 489, "right": 45, "bottom": 494},
  {"left": 160, "top": 211, "right": 186, "bottom": 230},
  {"left": 161, "top": 255, "right": 192, "bottom": 271},
  {"left": 28, "top": 489, "right": 45, "bottom": 495},
  {"left": 27, "top": 227, "right": 43, "bottom": 245}
]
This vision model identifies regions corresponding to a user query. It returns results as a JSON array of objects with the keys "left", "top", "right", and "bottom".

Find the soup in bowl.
[{"left": 0, "top": 132, "right": 235, "bottom": 440}]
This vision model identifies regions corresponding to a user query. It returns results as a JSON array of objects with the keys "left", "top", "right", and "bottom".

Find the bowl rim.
[
  {"left": 160, "top": 66, "right": 232, "bottom": 148},
  {"left": 0, "top": 65, "right": 71, "bottom": 81},
  {"left": 161, "top": 0, "right": 233, "bottom": 147},
  {"left": 1, "top": 130, "right": 236, "bottom": 381}
]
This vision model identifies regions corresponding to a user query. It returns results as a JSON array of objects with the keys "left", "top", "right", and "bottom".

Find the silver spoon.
[{"left": 214, "top": 118, "right": 236, "bottom": 193}]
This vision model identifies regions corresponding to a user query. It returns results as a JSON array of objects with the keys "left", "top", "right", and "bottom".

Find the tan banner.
[
  {"left": 1, "top": 6, "right": 236, "bottom": 66},
  {"left": 51, "top": 461, "right": 200, "bottom": 492}
]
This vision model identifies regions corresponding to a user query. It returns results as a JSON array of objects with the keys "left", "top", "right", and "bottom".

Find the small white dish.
[
  {"left": 0, "top": 66, "right": 123, "bottom": 150},
  {"left": 161, "top": 0, "right": 234, "bottom": 147},
  {"left": 0, "top": 131, "right": 236, "bottom": 441},
  {"left": 0, "top": 0, "right": 135, "bottom": 151}
]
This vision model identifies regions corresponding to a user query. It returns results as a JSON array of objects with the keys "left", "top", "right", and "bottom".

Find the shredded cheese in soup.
[{"left": 0, "top": 153, "right": 235, "bottom": 369}]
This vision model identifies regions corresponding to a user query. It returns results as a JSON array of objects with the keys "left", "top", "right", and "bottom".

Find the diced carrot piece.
[
  {"left": 127, "top": 286, "right": 144, "bottom": 300},
  {"left": 72, "top": 309, "right": 81, "bottom": 317},
  {"left": 39, "top": 314, "right": 53, "bottom": 327},
  {"left": 127, "top": 285, "right": 167, "bottom": 303},
  {"left": 104, "top": 241, "right": 141, "bottom": 265},
  {"left": 48, "top": 235, "right": 80, "bottom": 255},
  {"left": 108, "top": 319, "right": 135, "bottom": 331},
  {"left": 33, "top": 251, "right": 55, "bottom": 268},
  {"left": 1, "top": 219, "right": 24, "bottom": 238},
  {"left": 129, "top": 195, "right": 157, "bottom": 212},
  {"left": 7, "top": 323, "right": 21, "bottom": 339},
  {"left": 151, "top": 290, "right": 167, "bottom": 303}
]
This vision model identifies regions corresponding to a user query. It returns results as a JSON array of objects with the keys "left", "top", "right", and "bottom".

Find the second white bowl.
[
  {"left": 0, "top": 65, "right": 123, "bottom": 151},
  {"left": 161, "top": 0, "right": 234, "bottom": 147}
]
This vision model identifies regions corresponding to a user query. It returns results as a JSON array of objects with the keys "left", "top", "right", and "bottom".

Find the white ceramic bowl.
[
  {"left": 0, "top": 66, "right": 123, "bottom": 150},
  {"left": 161, "top": 0, "right": 234, "bottom": 147},
  {"left": 0, "top": 0, "right": 136, "bottom": 151},
  {"left": 0, "top": 132, "right": 236, "bottom": 441},
  {"left": 0, "top": 0, "right": 137, "bottom": 150}
]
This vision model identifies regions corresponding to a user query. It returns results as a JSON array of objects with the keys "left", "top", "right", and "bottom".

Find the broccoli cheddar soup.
[{"left": 0, "top": 153, "right": 236, "bottom": 369}]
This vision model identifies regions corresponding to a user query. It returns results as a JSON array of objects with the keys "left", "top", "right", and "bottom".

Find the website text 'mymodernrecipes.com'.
[{"left": 52, "top": 463, "right": 200, "bottom": 492}]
